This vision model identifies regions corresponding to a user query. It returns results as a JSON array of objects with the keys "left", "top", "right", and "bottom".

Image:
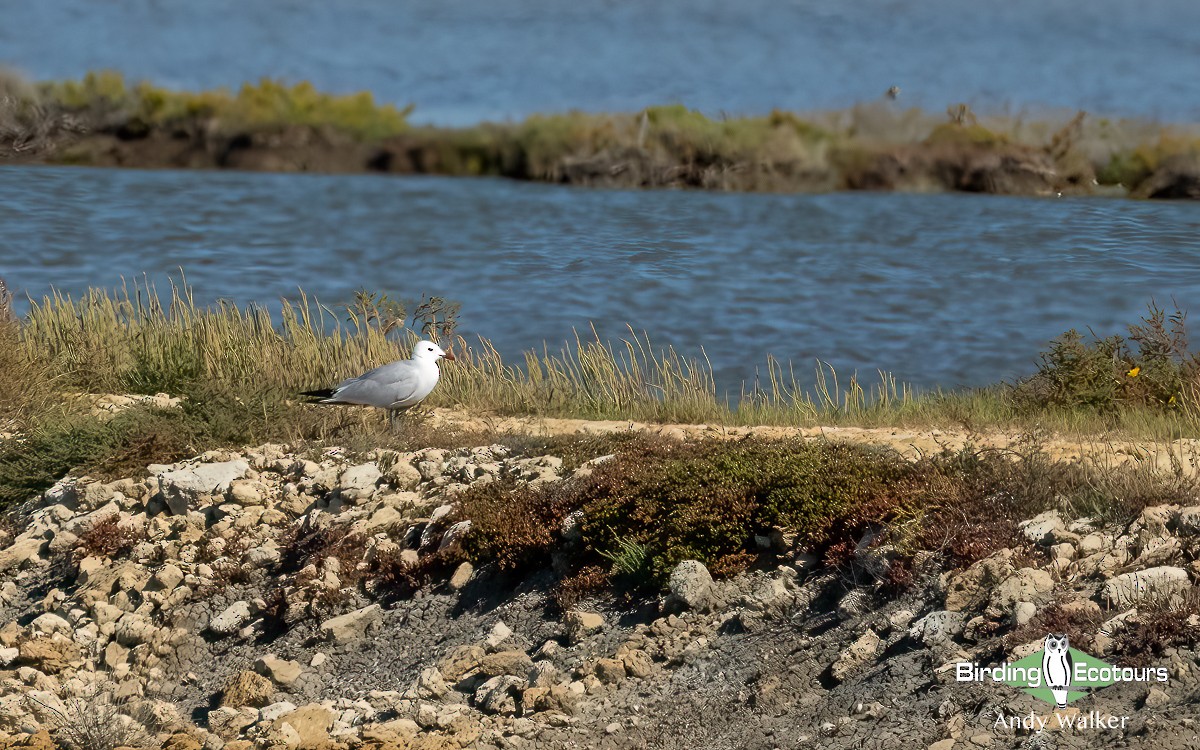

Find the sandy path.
[{"left": 429, "top": 408, "right": 1200, "bottom": 476}]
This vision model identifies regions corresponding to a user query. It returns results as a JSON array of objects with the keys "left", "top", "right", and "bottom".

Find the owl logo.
[{"left": 1041, "top": 633, "right": 1073, "bottom": 708}]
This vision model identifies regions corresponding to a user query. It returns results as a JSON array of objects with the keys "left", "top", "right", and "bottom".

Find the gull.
[{"left": 301, "top": 340, "right": 455, "bottom": 422}]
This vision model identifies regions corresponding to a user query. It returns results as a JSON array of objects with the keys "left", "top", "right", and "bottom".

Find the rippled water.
[
  {"left": 3, "top": 165, "right": 1199, "bottom": 393},
  {"left": 3, "top": 0, "right": 1198, "bottom": 124}
]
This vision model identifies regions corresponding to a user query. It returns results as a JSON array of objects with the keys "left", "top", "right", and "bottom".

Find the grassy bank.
[
  {"left": 3, "top": 278, "right": 1200, "bottom": 509},
  {"left": 4, "top": 71, "right": 1200, "bottom": 198}
]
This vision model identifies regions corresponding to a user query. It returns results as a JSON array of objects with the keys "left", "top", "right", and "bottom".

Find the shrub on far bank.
[{"left": 41, "top": 71, "right": 413, "bottom": 141}]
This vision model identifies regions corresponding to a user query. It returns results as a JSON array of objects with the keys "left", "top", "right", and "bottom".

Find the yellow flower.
[
  {"left": 1169, "top": 395, "right": 1178, "bottom": 405},
  {"left": 1127, "top": 366, "right": 1141, "bottom": 377}
]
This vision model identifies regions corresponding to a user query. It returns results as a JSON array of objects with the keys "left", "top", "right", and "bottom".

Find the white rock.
[
  {"left": 321, "top": 604, "right": 383, "bottom": 643},
  {"left": 908, "top": 611, "right": 965, "bottom": 646},
  {"left": 1103, "top": 566, "right": 1191, "bottom": 606},
  {"left": 209, "top": 601, "right": 252, "bottom": 637},
  {"left": 30, "top": 613, "right": 72, "bottom": 637},
  {"left": 665, "top": 560, "right": 715, "bottom": 612},
  {"left": 260, "top": 701, "right": 298, "bottom": 723},
  {"left": 1020, "top": 511, "right": 1065, "bottom": 545},
  {"left": 486, "top": 621, "right": 513, "bottom": 649}
]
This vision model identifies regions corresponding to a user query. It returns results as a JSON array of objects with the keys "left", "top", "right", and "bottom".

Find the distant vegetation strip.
[{"left": 2, "top": 70, "right": 1199, "bottom": 198}]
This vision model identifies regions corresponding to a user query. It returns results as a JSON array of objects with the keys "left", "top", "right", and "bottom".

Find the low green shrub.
[
  {"left": 574, "top": 438, "right": 919, "bottom": 582},
  {"left": 448, "top": 429, "right": 1200, "bottom": 602},
  {"left": 1017, "top": 302, "right": 1198, "bottom": 412},
  {"left": 459, "top": 478, "right": 572, "bottom": 572}
]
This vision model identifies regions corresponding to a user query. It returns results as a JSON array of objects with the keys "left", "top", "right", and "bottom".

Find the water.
[
  {"left": 2, "top": 0, "right": 1198, "bottom": 125},
  {"left": 3, "top": 165, "right": 1199, "bottom": 394}
]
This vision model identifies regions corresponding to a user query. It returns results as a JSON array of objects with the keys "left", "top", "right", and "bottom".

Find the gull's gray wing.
[{"left": 327, "top": 359, "right": 422, "bottom": 409}]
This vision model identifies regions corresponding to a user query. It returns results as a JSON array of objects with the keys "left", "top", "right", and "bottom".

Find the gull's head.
[{"left": 414, "top": 340, "right": 455, "bottom": 362}]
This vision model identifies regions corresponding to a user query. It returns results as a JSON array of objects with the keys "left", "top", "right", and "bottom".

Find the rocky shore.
[{"left": 0, "top": 429, "right": 1197, "bottom": 750}]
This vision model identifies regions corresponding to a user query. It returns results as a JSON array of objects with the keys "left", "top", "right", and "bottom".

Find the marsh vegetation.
[{"left": 4, "top": 70, "right": 1199, "bottom": 198}]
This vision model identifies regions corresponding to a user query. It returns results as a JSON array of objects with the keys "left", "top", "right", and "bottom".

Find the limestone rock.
[
  {"left": 208, "top": 601, "right": 252, "bottom": 637},
  {"left": 565, "top": 611, "right": 605, "bottom": 644},
  {"left": 478, "top": 650, "right": 534, "bottom": 678},
  {"left": 831, "top": 630, "right": 881, "bottom": 682},
  {"left": 255, "top": 654, "right": 303, "bottom": 686},
  {"left": 665, "top": 560, "right": 716, "bottom": 612},
  {"left": 474, "top": 675, "right": 525, "bottom": 714},
  {"left": 485, "top": 620, "right": 513, "bottom": 649},
  {"left": 448, "top": 561, "right": 473, "bottom": 590},
  {"left": 220, "top": 670, "right": 275, "bottom": 708},
  {"left": 1103, "top": 566, "right": 1191, "bottom": 606},
  {"left": 320, "top": 604, "right": 383, "bottom": 643}
]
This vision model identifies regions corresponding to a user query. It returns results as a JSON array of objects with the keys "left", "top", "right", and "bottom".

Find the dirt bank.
[{"left": 428, "top": 407, "right": 1200, "bottom": 476}]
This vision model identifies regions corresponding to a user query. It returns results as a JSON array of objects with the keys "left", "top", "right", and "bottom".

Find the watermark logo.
[{"left": 955, "top": 633, "right": 1168, "bottom": 730}]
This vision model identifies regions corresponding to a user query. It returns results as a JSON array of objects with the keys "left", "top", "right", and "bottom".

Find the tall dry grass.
[
  {"left": 16, "top": 276, "right": 1029, "bottom": 430},
  {"left": 9, "top": 278, "right": 1200, "bottom": 440}
]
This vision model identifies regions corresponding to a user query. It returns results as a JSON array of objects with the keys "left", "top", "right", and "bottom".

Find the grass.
[{"left": 12, "top": 278, "right": 1200, "bottom": 431}]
